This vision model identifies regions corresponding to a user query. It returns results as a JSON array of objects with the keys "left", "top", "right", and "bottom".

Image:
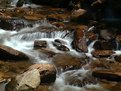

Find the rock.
[
  {"left": 52, "top": 53, "right": 88, "bottom": 71},
  {"left": 28, "top": 64, "right": 56, "bottom": 84},
  {"left": 16, "top": 0, "right": 25, "bottom": 7},
  {"left": 34, "top": 40, "right": 47, "bottom": 49},
  {"left": 72, "top": 25, "right": 88, "bottom": 52},
  {"left": 91, "top": 50, "right": 114, "bottom": 57},
  {"left": 93, "top": 40, "right": 116, "bottom": 50},
  {"left": 0, "top": 18, "right": 25, "bottom": 30},
  {"left": 37, "top": 48, "right": 56, "bottom": 58},
  {"left": 0, "top": 18, "right": 13, "bottom": 30},
  {"left": 53, "top": 39, "right": 69, "bottom": 51},
  {"left": 92, "top": 69, "right": 121, "bottom": 82},
  {"left": 116, "top": 35, "right": 121, "bottom": 43},
  {"left": 56, "top": 45, "right": 70, "bottom": 51},
  {"left": 6, "top": 69, "right": 40, "bottom": 91},
  {"left": 114, "top": 55, "right": 121, "bottom": 63},
  {"left": 0, "top": 44, "right": 29, "bottom": 60}
]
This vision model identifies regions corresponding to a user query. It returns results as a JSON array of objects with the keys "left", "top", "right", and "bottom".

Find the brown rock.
[
  {"left": 0, "top": 44, "right": 29, "bottom": 60},
  {"left": 71, "top": 9, "right": 86, "bottom": 19},
  {"left": 28, "top": 64, "right": 56, "bottom": 84},
  {"left": 114, "top": 55, "right": 121, "bottom": 63},
  {"left": 116, "top": 35, "right": 121, "bottom": 43},
  {"left": 72, "top": 25, "right": 88, "bottom": 52},
  {"left": 92, "top": 69, "right": 121, "bottom": 82},
  {"left": 34, "top": 40, "right": 47, "bottom": 49},
  {"left": 52, "top": 53, "right": 88, "bottom": 71},
  {"left": 53, "top": 39, "right": 69, "bottom": 51},
  {"left": 37, "top": 48, "right": 56, "bottom": 58},
  {"left": 91, "top": 50, "right": 114, "bottom": 57}
]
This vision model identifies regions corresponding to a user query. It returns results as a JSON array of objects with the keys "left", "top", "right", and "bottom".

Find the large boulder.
[
  {"left": 28, "top": 64, "right": 56, "bottom": 84},
  {"left": 6, "top": 69, "right": 40, "bottom": 91},
  {"left": 6, "top": 63, "right": 56, "bottom": 91},
  {"left": 0, "top": 44, "right": 29, "bottom": 60}
]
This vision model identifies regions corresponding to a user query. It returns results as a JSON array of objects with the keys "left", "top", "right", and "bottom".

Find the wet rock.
[
  {"left": 72, "top": 25, "right": 88, "bottom": 52},
  {"left": 34, "top": 40, "right": 47, "bottom": 49},
  {"left": 91, "top": 50, "right": 114, "bottom": 57},
  {"left": 37, "top": 48, "right": 56, "bottom": 58},
  {"left": 92, "top": 69, "right": 121, "bottom": 82},
  {"left": 6, "top": 69, "right": 40, "bottom": 91},
  {"left": 93, "top": 40, "right": 116, "bottom": 50},
  {"left": 0, "top": 18, "right": 13, "bottom": 30},
  {"left": 0, "top": 44, "right": 29, "bottom": 60},
  {"left": 52, "top": 53, "right": 88, "bottom": 71},
  {"left": 0, "top": 18, "right": 25, "bottom": 30},
  {"left": 53, "top": 39, "right": 69, "bottom": 51},
  {"left": 16, "top": 0, "right": 25, "bottom": 7},
  {"left": 28, "top": 64, "right": 56, "bottom": 84},
  {"left": 114, "top": 55, "right": 121, "bottom": 63}
]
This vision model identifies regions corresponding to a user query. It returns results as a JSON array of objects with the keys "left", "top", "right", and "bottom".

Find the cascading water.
[{"left": 0, "top": 19, "right": 108, "bottom": 91}]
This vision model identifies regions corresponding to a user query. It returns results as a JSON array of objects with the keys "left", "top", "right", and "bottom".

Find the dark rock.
[
  {"left": 93, "top": 40, "right": 116, "bottom": 50},
  {"left": 16, "top": 0, "right": 25, "bottom": 7},
  {"left": 52, "top": 53, "right": 88, "bottom": 71},
  {"left": 0, "top": 44, "right": 29, "bottom": 60},
  {"left": 0, "top": 18, "right": 25, "bottom": 30},
  {"left": 91, "top": 50, "right": 114, "bottom": 57},
  {"left": 56, "top": 45, "right": 70, "bottom": 51},
  {"left": 92, "top": 69, "right": 121, "bottom": 82},
  {"left": 28, "top": 64, "right": 56, "bottom": 84},
  {"left": 0, "top": 18, "right": 13, "bottom": 30},
  {"left": 115, "top": 55, "right": 121, "bottom": 63},
  {"left": 34, "top": 40, "right": 47, "bottom": 49},
  {"left": 53, "top": 39, "right": 69, "bottom": 51}
]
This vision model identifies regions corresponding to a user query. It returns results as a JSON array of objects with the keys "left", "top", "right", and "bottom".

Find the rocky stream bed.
[{"left": 0, "top": 0, "right": 121, "bottom": 91}]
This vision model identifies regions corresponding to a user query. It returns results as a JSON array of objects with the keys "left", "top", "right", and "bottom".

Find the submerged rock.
[{"left": 0, "top": 44, "right": 29, "bottom": 60}]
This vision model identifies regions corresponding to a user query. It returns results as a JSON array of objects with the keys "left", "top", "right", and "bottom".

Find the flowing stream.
[
  {"left": 0, "top": 2, "right": 110, "bottom": 91},
  {"left": 0, "top": 20, "right": 108, "bottom": 91}
]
